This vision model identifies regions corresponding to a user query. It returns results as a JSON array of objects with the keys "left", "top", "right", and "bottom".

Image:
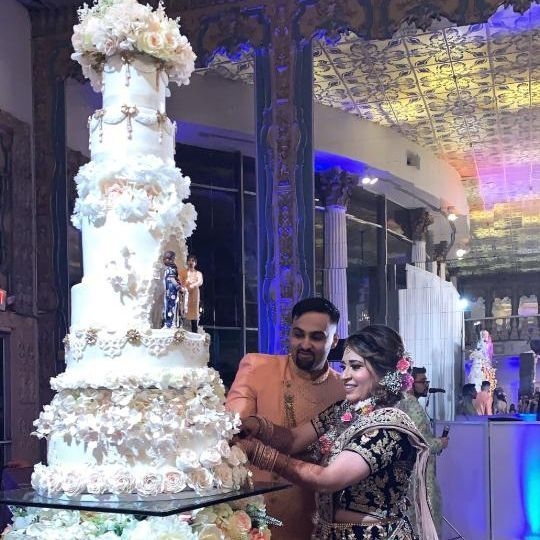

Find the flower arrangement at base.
[
  {"left": 71, "top": 0, "right": 196, "bottom": 90},
  {"left": 1, "top": 496, "right": 278, "bottom": 539}
]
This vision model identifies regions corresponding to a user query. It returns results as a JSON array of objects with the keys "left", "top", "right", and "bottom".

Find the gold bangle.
[{"left": 274, "top": 454, "right": 291, "bottom": 476}]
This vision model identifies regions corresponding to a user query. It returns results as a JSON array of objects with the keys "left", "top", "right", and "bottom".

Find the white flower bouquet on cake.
[{"left": 72, "top": 0, "right": 196, "bottom": 90}]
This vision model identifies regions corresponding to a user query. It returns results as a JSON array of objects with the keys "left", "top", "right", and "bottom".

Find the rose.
[
  {"left": 222, "top": 510, "right": 252, "bottom": 538},
  {"left": 86, "top": 471, "right": 108, "bottom": 495},
  {"left": 196, "top": 524, "right": 225, "bottom": 540},
  {"left": 231, "top": 466, "right": 250, "bottom": 488},
  {"left": 46, "top": 470, "right": 63, "bottom": 494},
  {"left": 163, "top": 468, "right": 187, "bottom": 493},
  {"left": 200, "top": 448, "right": 222, "bottom": 468},
  {"left": 340, "top": 411, "right": 353, "bottom": 423},
  {"left": 213, "top": 463, "right": 234, "bottom": 490},
  {"left": 396, "top": 357, "right": 410, "bottom": 373},
  {"left": 137, "top": 31, "right": 165, "bottom": 56},
  {"left": 216, "top": 440, "right": 231, "bottom": 460},
  {"left": 177, "top": 448, "right": 199, "bottom": 470},
  {"left": 61, "top": 471, "right": 86, "bottom": 496},
  {"left": 108, "top": 468, "right": 136, "bottom": 494},
  {"left": 250, "top": 529, "right": 272, "bottom": 540},
  {"left": 136, "top": 471, "right": 164, "bottom": 496},
  {"left": 187, "top": 468, "right": 214, "bottom": 492},
  {"left": 228, "top": 445, "right": 248, "bottom": 467},
  {"left": 319, "top": 435, "right": 333, "bottom": 455}
]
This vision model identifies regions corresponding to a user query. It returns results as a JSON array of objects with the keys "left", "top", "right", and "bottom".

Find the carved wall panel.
[{"left": 0, "top": 111, "right": 34, "bottom": 317}]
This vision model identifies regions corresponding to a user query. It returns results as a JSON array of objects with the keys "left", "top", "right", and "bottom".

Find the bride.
[{"left": 237, "top": 325, "right": 438, "bottom": 539}]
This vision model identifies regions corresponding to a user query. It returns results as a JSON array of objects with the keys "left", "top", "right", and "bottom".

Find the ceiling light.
[
  {"left": 458, "top": 298, "right": 469, "bottom": 310},
  {"left": 361, "top": 176, "right": 378, "bottom": 186}
]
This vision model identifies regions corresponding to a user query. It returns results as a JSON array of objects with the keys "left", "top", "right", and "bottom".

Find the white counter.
[{"left": 436, "top": 419, "right": 540, "bottom": 540}]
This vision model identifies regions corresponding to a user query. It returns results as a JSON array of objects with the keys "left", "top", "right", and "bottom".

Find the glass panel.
[
  {"left": 245, "top": 329, "right": 259, "bottom": 353},
  {"left": 388, "top": 234, "right": 411, "bottom": 266},
  {"left": 347, "top": 186, "right": 378, "bottom": 224},
  {"left": 244, "top": 193, "right": 258, "bottom": 328},
  {"left": 175, "top": 144, "right": 239, "bottom": 190},
  {"left": 206, "top": 328, "right": 244, "bottom": 390},
  {"left": 347, "top": 267, "right": 374, "bottom": 333},
  {"left": 347, "top": 220, "right": 377, "bottom": 267},
  {"left": 242, "top": 156, "right": 256, "bottom": 193},
  {"left": 188, "top": 188, "right": 241, "bottom": 328},
  {"left": 387, "top": 200, "right": 411, "bottom": 240},
  {"left": 0, "top": 483, "right": 290, "bottom": 517}
]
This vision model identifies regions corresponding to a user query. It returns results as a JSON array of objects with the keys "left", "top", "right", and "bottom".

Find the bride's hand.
[
  {"left": 234, "top": 437, "right": 258, "bottom": 460},
  {"left": 238, "top": 416, "right": 262, "bottom": 439}
]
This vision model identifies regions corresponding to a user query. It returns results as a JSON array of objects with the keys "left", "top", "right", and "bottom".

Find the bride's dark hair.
[{"left": 345, "top": 325, "right": 406, "bottom": 406}]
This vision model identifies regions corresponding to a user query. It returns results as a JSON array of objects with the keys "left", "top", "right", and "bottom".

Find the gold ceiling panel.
[{"left": 206, "top": 4, "right": 540, "bottom": 274}]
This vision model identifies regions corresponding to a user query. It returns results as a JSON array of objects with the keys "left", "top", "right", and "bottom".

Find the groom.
[{"left": 226, "top": 297, "right": 345, "bottom": 540}]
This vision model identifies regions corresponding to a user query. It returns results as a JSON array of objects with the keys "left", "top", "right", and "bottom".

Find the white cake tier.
[
  {"left": 102, "top": 54, "right": 168, "bottom": 113},
  {"left": 60, "top": 327, "right": 208, "bottom": 378},
  {"left": 32, "top": 378, "right": 249, "bottom": 497},
  {"left": 72, "top": 210, "right": 190, "bottom": 325},
  {"left": 89, "top": 105, "right": 176, "bottom": 165}
]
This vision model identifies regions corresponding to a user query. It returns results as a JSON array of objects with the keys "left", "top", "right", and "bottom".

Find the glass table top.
[{"left": 0, "top": 482, "right": 291, "bottom": 517}]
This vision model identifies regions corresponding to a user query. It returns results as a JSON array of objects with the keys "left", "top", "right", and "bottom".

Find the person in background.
[
  {"left": 398, "top": 366, "right": 448, "bottom": 538},
  {"left": 226, "top": 297, "right": 345, "bottom": 540},
  {"left": 179, "top": 254, "right": 203, "bottom": 333},
  {"left": 509, "top": 403, "right": 517, "bottom": 414},
  {"left": 493, "top": 387, "right": 508, "bottom": 414},
  {"left": 474, "top": 380, "right": 493, "bottom": 415},
  {"left": 457, "top": 383, "right": 479, "bottom": 418},
  {"left": 237, "top": 326, "right": 438, "bottom": 540}
]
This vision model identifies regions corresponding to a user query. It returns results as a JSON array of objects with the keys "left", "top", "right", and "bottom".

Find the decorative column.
[
  {"left": 410, "top": 209, "right": 433, "bottom": 270},
  {"left": 253, "top": 4, "right": 315, "bottom": 353},
  {"left": 316, "top": 167, "right": 357, "bottom": 339}
]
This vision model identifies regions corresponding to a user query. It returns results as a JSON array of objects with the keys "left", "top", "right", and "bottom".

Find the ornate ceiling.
[
  {"left": 14, "top": 0, "right": 540, "bottom": 274},
  {"left": 205, "top": 4, "right": 540, "bottom": 275}
]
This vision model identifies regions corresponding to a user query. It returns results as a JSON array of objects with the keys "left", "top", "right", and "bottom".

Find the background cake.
[{"left": 30, "top": 0, "right": 249, "bottom": 499}]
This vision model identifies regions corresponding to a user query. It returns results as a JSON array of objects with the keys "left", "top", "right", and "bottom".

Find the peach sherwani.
[{"left": 226, "top": 353, "right": 345, "bottom": 540}]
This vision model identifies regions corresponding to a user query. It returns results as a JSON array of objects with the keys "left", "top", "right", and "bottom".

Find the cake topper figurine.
[
  {"left": 162, "top": 250, "right": 184, "bottom": 328},
  {"left": 179, "top": 254, "right": 203, "bottom": 333}
]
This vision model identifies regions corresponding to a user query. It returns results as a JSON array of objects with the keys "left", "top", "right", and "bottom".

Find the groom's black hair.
[{"left": 291, "top": 297, "right": 340, "bottom": 325}]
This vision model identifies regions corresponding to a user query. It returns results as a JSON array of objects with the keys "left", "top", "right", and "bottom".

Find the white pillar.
[
  {"left": 439, "top": 261, "right": 447, "bottom": 281},
  {"left": 324, "top": 206, "right": 348, "bottom": 339},
  {"left": 412, "top": 240, "right": 426, "bottom": 269}
]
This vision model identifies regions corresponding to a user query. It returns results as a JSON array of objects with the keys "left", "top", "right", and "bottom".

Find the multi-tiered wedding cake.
[{"left": 31, "top": 0, "right": 248, "bottom": 499}]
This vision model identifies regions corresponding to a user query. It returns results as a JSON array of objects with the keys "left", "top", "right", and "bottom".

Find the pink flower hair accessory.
[{"left": 396, "top": 356, "right": 411, "bottom": 373}]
